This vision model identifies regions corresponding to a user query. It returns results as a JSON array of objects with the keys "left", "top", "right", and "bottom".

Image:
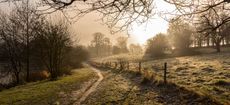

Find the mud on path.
[
  {"left": 59, "top": 64, "right": 104, "bottom": 105},
  {"left": 74, "top": 64, "right": 104, "bottom": 105},
  {"left": 81, "top": 68, "right": 221, "bottom": 105}
]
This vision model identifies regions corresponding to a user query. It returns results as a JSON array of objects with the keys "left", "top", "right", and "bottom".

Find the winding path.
[{"left": 74, "top": 64, "right": 104, "bottom": 105}]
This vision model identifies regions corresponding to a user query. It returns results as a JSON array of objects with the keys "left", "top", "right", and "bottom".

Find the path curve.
[{"left": 75, "top": 64, "right": 104, "bottom": 105}]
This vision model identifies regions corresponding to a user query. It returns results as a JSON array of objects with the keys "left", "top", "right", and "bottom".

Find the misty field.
[{"left": 90, "top": 51, "right": 230, "bottom": 104}]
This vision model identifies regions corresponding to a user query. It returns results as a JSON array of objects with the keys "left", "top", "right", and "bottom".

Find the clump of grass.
[
  {"left": 213, "top": 80, "right": 230, "bottom": 86},
  {"left": 141, "top": 77, "right": 151, "bottom": 84}
]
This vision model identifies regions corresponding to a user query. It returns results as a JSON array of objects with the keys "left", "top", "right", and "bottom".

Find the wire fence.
[{"left": 89, "top": 60, "right": 169, "bottom": 84}]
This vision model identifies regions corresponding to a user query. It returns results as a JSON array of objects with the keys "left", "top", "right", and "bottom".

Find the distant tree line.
[
  {"left": 87, "top": 32, "right": 143, "bottom": 57},
  {"left": 146, "top": 18, "right": 230, "bottom": 57},
  {"left": 0, "top": 2, "right": 89, "bottom": 85}
]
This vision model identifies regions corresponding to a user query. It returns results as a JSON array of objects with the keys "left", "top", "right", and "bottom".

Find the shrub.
[
  {"left": 59, "top": 66, "right": 73, "bottom": 76},
  {"left": 145, "top": 33, "right": 170, "bottom": 57},
  {"left": 29, "top": 70, "right": 49, "bottom": 82}
]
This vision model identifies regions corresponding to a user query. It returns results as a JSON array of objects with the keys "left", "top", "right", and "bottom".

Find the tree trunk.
[
  {"left": 212, "top": 39, "right": 215, "bottom": 47},
  {"left": 15, "top": 72, "right": 20, "bottom": 84},
  {"left": 216, "top": 42, "right": 221, "bottom": 53},
  {"left": 226, "top": 38, "right": 230, "bottom": 46},
  {"left": 207, "top": 37, "right": 210, "bottom": 47},
  {"left": 26, "top": 0, "right": 30, "bottom": 82},
  {"left": 198, "top": 39, "right": 202, "bottom": 47},
  {"left": 26, "top": 43, "right": 30, "bottom": 82},
  {"left": 222, "top": 39, "right": 225, "bottom": 46}
]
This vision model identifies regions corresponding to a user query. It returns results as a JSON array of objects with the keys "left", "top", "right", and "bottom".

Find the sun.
[
  {"left": 131, "top": 30, "right": 151, "bottom": 45},
  {"left": 127, "top": 0, "right": 175, "bottom": 45},
  {"left": 130, "top": 17, "right": 169, "bottom": 45}
]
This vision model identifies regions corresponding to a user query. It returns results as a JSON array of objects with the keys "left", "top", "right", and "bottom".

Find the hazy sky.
[
  {"left": 69, "top": 12, "right": 134, "bottom": 46},
  {"left": 0, "top": 0, "right": 175, "bottom": 46},
  {"left": 69, "top": 0, "right": 175, "bottom": 46},
  {"left": 71, "top": 12, "right": 169, "bottom": 46}
]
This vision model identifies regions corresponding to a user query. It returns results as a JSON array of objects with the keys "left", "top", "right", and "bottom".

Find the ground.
[
  {"left": 82, "top": 68, "right": 221, "bottom": 105},
  {"left": 142, "top": 53, "right": 230, "bottom": 104},
  {"left": 0, "top": 48, "right": 229, "bottom": 105},
  {"left": 89, "top": 52, "right": 230, "bottom": 105},
  {"left": 0, "top": 67, "right": 96, "bottom": 105}
]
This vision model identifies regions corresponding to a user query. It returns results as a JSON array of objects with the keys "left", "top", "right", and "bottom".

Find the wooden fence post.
[
  {"left": 115, "top": 62, "right": 117, "bottom": 69},
  {"left": 139, "top": 61, "right": 142, "bottom": 73},
  {"left": 164, "top": 62, "right": 167, "bottom": 84},
  {"left": 120, "top": 61, "right": 123, "bottom": 70}
]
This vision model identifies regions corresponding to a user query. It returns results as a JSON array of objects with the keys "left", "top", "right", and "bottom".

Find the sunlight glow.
[
  {"left": 130, "top": 17, "right": 169, "bottom": 45},
  {"left": 129, "top": 0, "right": 175, "bottom": 45}
]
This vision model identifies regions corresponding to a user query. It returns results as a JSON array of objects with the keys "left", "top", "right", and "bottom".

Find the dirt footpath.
[{"left": 74, "top": 65, "right": 104, "bottom": 105}]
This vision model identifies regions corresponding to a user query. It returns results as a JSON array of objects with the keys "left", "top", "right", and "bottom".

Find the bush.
[
  {"left": 64, "top": 46, "right": 89, "bottom": 69},
  {"left": 168, "top": 19, "right": 193, "bottom": 51},
  {"left": 59, "top": 65, "right": 73, "bottom": 76},
  {"left": 28, "top": 70, "right": 49, "bottom": 82},
  {"left": 145, "top": 33, "right": 169, "bottom": 57}
]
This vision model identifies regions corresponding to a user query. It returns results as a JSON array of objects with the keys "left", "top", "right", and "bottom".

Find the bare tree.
[
  {"left": 129, "top": 44, "right": 143, "bottom": 54},
  {"left": 116, "top": 36, "right": 129, "bottom": 53},
  {"left": 168, "top": 18, "right": 193, "bottom": 50},
  {"left": 1, "top": 0, "right": 230, "bottom": 33},
  {"left": 37, "top": 0, "right": 155, "bottom": 33},
  {"left": 103, "top": 37, "right": 112, "bottom": 56},
  {"left": 192, "top": 32, "right": 206, "bottom": 47},
  {"left": 0, "top": 11, "right": 24, "bottom": 84},
  {"left": 164, "top": 0, "right": 230, "bottom": 15},
  {"left": 0, "top": 0, "right": 154, "bottom": 34},
  {"left": 162, "top": 0, "right": 230, "bottom": 32},
  {"left": 91, "top": 32, "right": 105, "bottom": 57},
  {"left": 196, "top": 6, "right": 230, "bottom": 52},
  {"left": 35, "top": 20, "right": 72, "bottom": 80},
  {"left": 12, "top": 0, "right": 43, "bottom": 82}
]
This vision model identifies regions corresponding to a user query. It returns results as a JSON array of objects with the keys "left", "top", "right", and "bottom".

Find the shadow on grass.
[{"left": 92, "top": 65, "right": 222, "bottom": 105}]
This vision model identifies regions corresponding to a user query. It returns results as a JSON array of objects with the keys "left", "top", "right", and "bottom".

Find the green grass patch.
[{"left": 0, "top": 68, "right": 96, "bottom": 105}]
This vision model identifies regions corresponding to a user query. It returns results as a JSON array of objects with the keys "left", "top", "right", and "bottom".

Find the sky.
[
  {"left": 69, "top": 0, "right": 175, "bottom": 46},
  {"left": 0, "top": 0, "right": 176, "bottom": 46},
  {"left": 72, "top": 13, "right": 170, "bottom": 46}
]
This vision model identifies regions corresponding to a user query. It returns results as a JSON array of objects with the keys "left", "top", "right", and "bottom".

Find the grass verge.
[{"left": 0, "top": 67, "right": 96, "bottom": 105}]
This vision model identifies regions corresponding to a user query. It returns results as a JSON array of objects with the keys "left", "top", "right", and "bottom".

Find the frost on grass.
[
  {"left": 142, "top": 53, "right": 230, "bottom": 104},
  {"left": 95, "top": 52, "right": 230, "bottom": 104}
]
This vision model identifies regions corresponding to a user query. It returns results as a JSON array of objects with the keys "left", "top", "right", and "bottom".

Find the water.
[
  {"left": 0, "top": 73, "right": 13, "bottom": 85},
  {"left": 0, "top": 63, "right": 14, "bottom": 85}
]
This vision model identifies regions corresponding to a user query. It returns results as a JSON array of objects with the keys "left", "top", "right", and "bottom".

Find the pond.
[{"left": 0, "top": 63, "right": 14, "bottom": 85}]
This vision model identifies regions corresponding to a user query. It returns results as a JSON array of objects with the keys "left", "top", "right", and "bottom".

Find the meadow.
[
  {"left": 90, "top": 48, "right": 230, "bottom": 104},
  {"left": 0, "top": 67, "right": 96, "bottom": 105}
]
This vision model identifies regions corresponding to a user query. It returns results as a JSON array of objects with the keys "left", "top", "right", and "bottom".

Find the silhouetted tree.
[
  {"left": 91, "top": 32, "right": 105, "bottom": 57},
  {"left": 129, "top": 44, "right": 143, "bottom": 54},
  {"left": 0, "top": 11, "right": 24, "bottom": 84},
  {"left": 34, "top": 20, "right": 72, "bottom": 80},
  {"left": 2, "top": 0, "right": 230, "bottom": 35},
  {"left": 103, "top": 37, "right": 112, "bottom": 56},
  {"left": 116, "top": 36, "right": 129, "bottom": 53},
  {"left": 168, "top": 19, "right": 193, "bottom": 51},
  {"left": 112, "top": 46, "right": 120, "bottom": 55},
  {"left": 89, "top": 33, "right": 112, "bottom": 57},
  {"left": 64, "top": 46, "right": 89, "bottom": 69},
  {"left": 12, "top": 1, "right": 42, "bottom": 82},
  {"left": 145, "top": 33, "right": 169, "bottom": 57},
  {"left": 196, "top": 8, "right": 230, "bottom": 52}
]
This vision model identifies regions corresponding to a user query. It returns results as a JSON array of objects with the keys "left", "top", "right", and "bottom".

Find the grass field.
[
  {"left": 0, "top": 67, "right": 96, "bottom": 105},
  {"left": 142, "top": 53, "right": 230, "bottom": 104},
  {"left": 92, "top": 48, "right": 230, "bottom": 104}
]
